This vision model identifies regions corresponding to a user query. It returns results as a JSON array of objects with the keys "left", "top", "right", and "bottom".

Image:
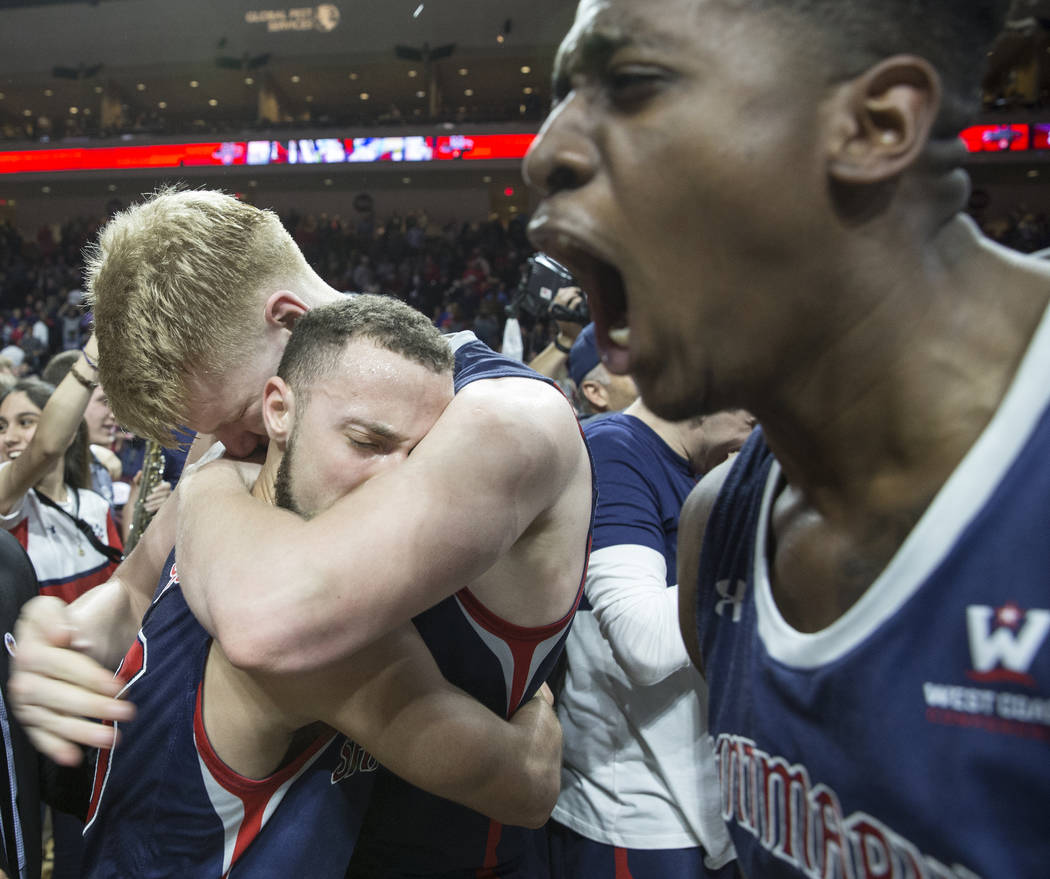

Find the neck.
[
  {"left": 753, "top": 215, "right": 1050, "bottom": 530},
  {"left": 623, "top": 398, "right": 691, "bottom": 466}
]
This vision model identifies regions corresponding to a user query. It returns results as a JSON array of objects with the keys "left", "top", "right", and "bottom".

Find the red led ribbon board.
[{"left": 0, "top": 134, "right": 535, "bottom": 175}]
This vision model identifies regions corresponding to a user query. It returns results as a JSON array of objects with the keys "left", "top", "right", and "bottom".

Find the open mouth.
[{"left": 535, "top": 233, "right": 632, "bottom": 375}]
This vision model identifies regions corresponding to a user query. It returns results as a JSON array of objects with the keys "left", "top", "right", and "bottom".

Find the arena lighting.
[{"left": 0, "top": 134, "right": 538, "bottom": 175}]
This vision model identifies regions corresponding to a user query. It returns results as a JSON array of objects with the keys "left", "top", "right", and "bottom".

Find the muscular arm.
[
  {"left": 233, "top": 624, "right": 561, "bottom": 828},
  {"left": 176, "top": 378, "right": 581, "bottom": 673},
  {"left": 677, "top": 460, "right": 732, "bottom": 677}
]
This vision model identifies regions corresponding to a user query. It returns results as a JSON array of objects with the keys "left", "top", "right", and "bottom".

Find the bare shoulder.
[
  {"left": 677, "top": 458, "right": 734, "bottom": 677},
  {"left": 439, "top": 376, "right": 583, "bottom": 473}
]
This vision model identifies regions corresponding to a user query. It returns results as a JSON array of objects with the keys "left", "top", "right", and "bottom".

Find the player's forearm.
[
  {"left": 365, "top": 688, "right": 561, "bottom": 828},
  {"left": 65, "top": 576, "right": 142, "bottom": 670}
]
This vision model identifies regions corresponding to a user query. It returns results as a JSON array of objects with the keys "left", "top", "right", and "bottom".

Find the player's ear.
[
  {"left": 263, "top": 290, "right": 309, "bottom": 331},
  {"left": 262, "top": 376, "right": 294, "bottom": 446},
  {"left": 580, "top": 379, "right": 608, "bottom": 412},
  {"left": 826, "top": 55, "right": 941, "bottom": 185}
]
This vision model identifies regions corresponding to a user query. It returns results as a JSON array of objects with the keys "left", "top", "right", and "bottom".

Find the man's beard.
[{"left": 274, "top": 429, "right": 304, "bottom": 516}]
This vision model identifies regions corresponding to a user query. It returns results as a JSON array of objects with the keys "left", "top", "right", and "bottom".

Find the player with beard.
[
  {"left": 524, "top": 0, "right": 1046, "bottom": 876},
  {"left": 73, "top": 297, "right": 562, "bottom": 877}
]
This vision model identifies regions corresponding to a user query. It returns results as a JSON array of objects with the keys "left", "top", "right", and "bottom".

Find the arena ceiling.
[
  {"left": 0, "top": 0, "right": 575, "bottom": 132},
  {"left": 0, "top": 1, "right": 1048, "bottom": 138}
]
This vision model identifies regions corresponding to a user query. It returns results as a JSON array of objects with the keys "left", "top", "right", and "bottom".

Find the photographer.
[
  {"left": 511, "top": 254, "right": 589, "bottom": 379},
  {"left": 528, "top": 286, "right": 588, "bottom": 381}
]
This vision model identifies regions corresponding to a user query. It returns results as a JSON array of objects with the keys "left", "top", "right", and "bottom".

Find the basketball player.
[
  {"left": 524, "top": 1, "right": 1046, "bottom": 876},
  {"left": 58, "top": 297, "right": 563, "bottom": 876},
  {"left": 12, "top": 189, "right": 593, "bottom": 876}
]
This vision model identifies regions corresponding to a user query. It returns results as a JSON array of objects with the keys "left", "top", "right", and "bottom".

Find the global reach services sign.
[{"left": 246, "top": 4, "right": 341, "bottom": 32}]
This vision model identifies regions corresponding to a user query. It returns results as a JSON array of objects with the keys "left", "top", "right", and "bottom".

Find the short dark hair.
[
  {"left": 736, "top": 0, "right": 1012, "bottom": 136},
  {"left": 277, "top": 294, "right": 454, "bottom": 398}
]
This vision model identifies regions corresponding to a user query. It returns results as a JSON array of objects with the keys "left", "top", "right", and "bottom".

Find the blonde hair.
[{"left": 85, "top": 187, "right": 307, "bottom": 445}]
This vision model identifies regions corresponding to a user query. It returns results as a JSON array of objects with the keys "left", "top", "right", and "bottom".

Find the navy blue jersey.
[
  {"left": 83, "top": 552, "right": 376, "bottom": 878},
  {"left": 694, "top": 309, "right": 1050, "bottom": 878},
  {"left": 586, "top": 412, "right": 694, "bottom": 583},
  {"left": 349, "top": 338, "right": 594, "bottom": 878}
]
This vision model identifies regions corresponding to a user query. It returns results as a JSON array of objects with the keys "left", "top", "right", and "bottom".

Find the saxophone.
[{"left": 124, "top": 440, "right": 165, "bottom": 553}]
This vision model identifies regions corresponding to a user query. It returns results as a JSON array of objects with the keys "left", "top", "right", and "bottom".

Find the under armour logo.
[{"left": 714, "top": 579, "right": 747, "bottom": 623}]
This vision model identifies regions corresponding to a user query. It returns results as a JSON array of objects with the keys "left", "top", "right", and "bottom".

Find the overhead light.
[
  {"left": 324, "top": 178, "right": 333, "bottom": 186},
  {"left": 83, "top": 108, "right": 91, "bottom": 115},
  {"left": 360, "top": 92, "right": 370, "bottom": 100},
  {"left": 94, "top": 85, "right": 103, "bottom": 94},
  {"left": 208, "top": 98, "right": 218, "bottom": 106},
  {"left": 1027, "top": 169, "right": 1040, "bottom": 178},
  {"left": 402, "top": 176, "right": 412, "bottom": 184},
  {"left": 520, "top": 66, "right": 531, "bottom": 74},
  {"left": 244, "top": 76, "right": 254, "bottom": 85},
  {"left": 408, "top": 69, "right": 418, "bottom": 78},
  {"left": 41, "top": 186, "right": 51, "bottom": 194},
  {"left": 415, "top": 90, "right": 425, "bottom": 98},
  {"left": 23, "top": 109, "right": 31, "bottom": 116},
  {"left": 482, "top": 175, "right": 492, "bottom": 183},
  {"left": 413, "top": 3, "right": 423, "bottom": 17},
  {"left": 348, "top": 72, "right": 359, "bottom": 80},
  {"left": 107, "top": 184, "right": 116, "bottom": 192},
  {"left": 523, "top": 86, "right": 533, "bottom": 95},
  {"left": 44, "top": 89, "right": 54, "bottom": 97},
  {"left": 305, "top": 95, "right": 314, "bottom": 102},
  {"left": 136, "top": 83, "right": 146, "bottom": 91},
  {"left": 291, "top": 74, "right": 301, "bottom": 83},
  {"left": 249, "top": 180, "right": 258, "bottom": 187},
  {"left": 158, "top": 101, "right": 167, "bottom": 109},
  {"left": 519, "top": 103, "right": 527, "bottom": 114},
  {"left": 68, "top": 106, "right": 78, "bottom": 114},
  {"left": 464, "top": 88, "right": 474, "bottom": 97},
  {"left": 189, "top": 80, "right": 199, "bottom": 88},
  {"left": 458, "top": 67, "right": 469, "bottom": 76},
  {"left": 0, "top": 93, "right": 5, "bottom": 101}
]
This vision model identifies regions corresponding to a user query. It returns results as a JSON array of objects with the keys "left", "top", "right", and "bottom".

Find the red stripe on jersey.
[
  {"left": 476, "top": 819, "right": 503, "bottom": 878},
  {"left": 614, "top": 847, "right": 636, "bottom": 879},
  {"left": 86, "top": 633, "right": 147, "bottom": 826},
  {"left": 456, "top": 585, "right": 583, "bottom": 715},
  {"left": 192, "top": 683, "right": 331, "bottom": 870}
]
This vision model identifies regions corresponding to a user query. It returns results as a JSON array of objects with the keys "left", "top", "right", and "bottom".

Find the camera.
[{"left": 507, "top": 254, "right": 590, "bottom": 324}]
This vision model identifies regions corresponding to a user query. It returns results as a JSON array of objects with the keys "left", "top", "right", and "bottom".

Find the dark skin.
[{"left": 527, "top": 0, "right": 1050, "bottom": 638}]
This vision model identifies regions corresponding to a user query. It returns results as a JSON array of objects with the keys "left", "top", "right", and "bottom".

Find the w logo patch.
[{"left": 966, "top": 603, "right": 1050, "bottom": 688}]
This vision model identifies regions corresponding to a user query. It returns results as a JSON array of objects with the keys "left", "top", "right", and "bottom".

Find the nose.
[{"left": 523, "top": 94, "right": 598, "bottom": 198}]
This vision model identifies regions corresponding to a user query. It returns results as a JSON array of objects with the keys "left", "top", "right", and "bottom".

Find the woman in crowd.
[{"left": 0, "top": 336, "right": 121, "bottom": 604}]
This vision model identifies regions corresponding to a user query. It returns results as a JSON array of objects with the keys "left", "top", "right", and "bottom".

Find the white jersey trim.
[{"left": 754, "top": 300, "right": 1050, "bottom": 668}]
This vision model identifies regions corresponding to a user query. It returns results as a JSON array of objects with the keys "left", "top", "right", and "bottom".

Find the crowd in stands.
[{"left": 1, "top": 198, "right": 1047, "bottom": 391}]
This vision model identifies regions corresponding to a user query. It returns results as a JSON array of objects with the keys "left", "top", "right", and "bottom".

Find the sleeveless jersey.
[
  {"left": 0, "top": 468, "right": 121, "bottom": 603},
  {"left": 83, "top": 551, "right": 377, "bottom": 878},
  {"left": 348, "top": 336, "right": 595, "bottom": 878},
  {"left": 694, "top": 303, "right": 1050, "bottom": 879}
]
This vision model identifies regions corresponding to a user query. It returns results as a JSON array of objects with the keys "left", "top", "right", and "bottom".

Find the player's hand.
[
  {"left": 507, "top": 685, "right": 563, "bottom": 825},
  {"left": 8, "top": 596, "right": 135, "bottom": 766}
]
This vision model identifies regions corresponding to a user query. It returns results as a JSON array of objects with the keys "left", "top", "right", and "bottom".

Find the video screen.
[{"left": 959, "top": 124, "right": 1030, "bottom": 153}]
